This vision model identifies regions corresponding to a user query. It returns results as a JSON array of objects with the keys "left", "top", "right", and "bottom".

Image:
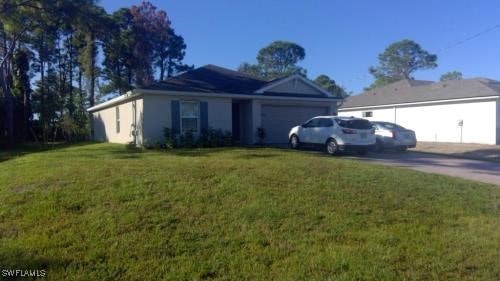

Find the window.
[
  {"left": 303, "top": 118, "right": 321, "bottom": 128},
  {"left": 180, "top": 101, "right": 199, "bottom": 133},
  {"left": 317, "top": 118, "right": 334, "bottom": 127},
  {"left": 378, "top": 122, "right": 406, "bottom": 130},
  {"left": 115, "top": 107, "right": 120, "bottom": 134},
  {"left": 362, "top": 111, "right": 373, "bottom": 117},
  {"left": 335, "top": 118, "right": 373, "bottom": 129}
]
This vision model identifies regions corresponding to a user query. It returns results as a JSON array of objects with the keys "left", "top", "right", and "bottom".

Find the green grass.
[{"left": 0, "top": 143, "right": 499, "bottom": 280}]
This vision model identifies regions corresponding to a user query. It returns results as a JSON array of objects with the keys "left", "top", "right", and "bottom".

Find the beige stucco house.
[{"left": 87, "top": 65, "right": 342, "bottom": 145}]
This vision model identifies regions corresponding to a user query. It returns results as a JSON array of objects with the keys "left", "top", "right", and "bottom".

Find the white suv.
[{"left": 288, "top": 116, "right": 376, "bottom": 155}]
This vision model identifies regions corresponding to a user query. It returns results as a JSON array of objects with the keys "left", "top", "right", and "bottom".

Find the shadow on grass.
[
  {"left": 165, "top": 147, "right": 239, "bottom": 157},
  {"left": 236, "top": 153, "right": 280, "bottom": 159},
  {"left": 0, "top": 142, "right": 98, "bottom": 163},
  {"left": 0, "top": 250, "right": 72, "bottom": 280}
]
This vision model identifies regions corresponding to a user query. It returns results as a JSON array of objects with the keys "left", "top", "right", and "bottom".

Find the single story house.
[
  {"left": 87, "top": 65, "right": 341, "bottom": 145},
  {"left": 339, "top": 78, "right": 500, "bottom": 144}
]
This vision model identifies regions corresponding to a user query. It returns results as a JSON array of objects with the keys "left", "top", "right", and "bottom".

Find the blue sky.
[{"left": 100, "top": 0, "right": 500, "bottom": 94}]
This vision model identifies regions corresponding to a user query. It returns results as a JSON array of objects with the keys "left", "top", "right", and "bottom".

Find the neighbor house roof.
[{"left": 341, "top": 78, "right": 500, "bottom": 109}]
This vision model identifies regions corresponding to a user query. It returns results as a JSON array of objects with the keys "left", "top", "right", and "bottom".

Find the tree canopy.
[
  {"left": 366, "top": 39, "right": 437, "bottom": 90},
  {"left": 0, "top": 0, "right": 191, "bottom": 144},
  {"left": 314, "top": 75, "right": 349, "bottom": 98},
  {"left": 440, "top": 71, "right": 463, "bottom": 81},
  {"left": 238, "top": 41, "right": 306, "bottom": 80}
]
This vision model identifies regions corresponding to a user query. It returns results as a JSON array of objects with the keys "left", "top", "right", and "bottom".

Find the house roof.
[
  {"left": 88, "top": 65, "right": 340, "bottom": 112},
  {"left": 341, "top": 78, "right": 500, "bottom": 109},
  {"left": 143, "top": 64, "right": 269, "bottom": 94},
  {"left": 140, "top": 64, "right": 336, "bottom": 98}
]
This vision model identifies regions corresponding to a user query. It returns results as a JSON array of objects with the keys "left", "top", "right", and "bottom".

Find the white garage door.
[{"left": 261, "top": 104, "right": 329, "bottom": 143}]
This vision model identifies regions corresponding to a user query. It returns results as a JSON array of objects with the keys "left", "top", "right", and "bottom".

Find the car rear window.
[
  {"left": 378, "top": 122, "right": 406, "bottom": 130},
  {"left": 335, "top": 119, "right": 372, "bottom": 129}
]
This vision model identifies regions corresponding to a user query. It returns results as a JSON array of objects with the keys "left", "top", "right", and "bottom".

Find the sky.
[{"left": 100, "top": 0, "right": 500, "bottom": 94}]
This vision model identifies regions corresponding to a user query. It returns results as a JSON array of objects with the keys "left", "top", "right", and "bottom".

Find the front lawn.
[{"left": 0, "top": 143, "right": 498, "bottom": 280}]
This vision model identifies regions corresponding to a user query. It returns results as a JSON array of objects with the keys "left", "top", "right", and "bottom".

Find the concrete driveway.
[{"left": 350, "top": 151, "right": 500, "bottom": 186}]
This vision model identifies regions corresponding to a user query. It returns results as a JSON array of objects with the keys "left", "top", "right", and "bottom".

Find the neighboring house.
[
  {"left": 87, "top": 65, "right": 341, "bottom": 145},
  {"left": 339, "top": 78, "right": 500, "bottom": 145}
]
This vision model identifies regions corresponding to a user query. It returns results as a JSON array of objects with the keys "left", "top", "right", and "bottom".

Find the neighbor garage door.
[{"left": 261, "top": 104, "right": 329, "bottom": 143}]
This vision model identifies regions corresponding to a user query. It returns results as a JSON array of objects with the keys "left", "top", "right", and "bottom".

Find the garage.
[{"left": 261, "top": 104, "right": 329, "bottom": 143}]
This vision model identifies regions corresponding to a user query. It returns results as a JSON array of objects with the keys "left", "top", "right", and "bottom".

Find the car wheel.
[
  {"left": 289, "top": 135, "right": 300, "bottom": 149},
  {"left": 374, "top": 139, "right": 384, "bottom": 152},
  {"left": 325, "top": 139, "right": 338, "bottom": 155},
  {"left": 397, "top": 146, "right": 407, "bottom": 152},
  {"left": 357, "top": 149, "right": 369, "bottom": 156}
]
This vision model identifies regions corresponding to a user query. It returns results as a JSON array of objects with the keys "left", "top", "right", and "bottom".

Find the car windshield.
[
  {"left": 335, "top": 118, "right": 372, "bottom": 129},
  {"left": 377, "top": 122, "right": 406, "bottom": 130}
]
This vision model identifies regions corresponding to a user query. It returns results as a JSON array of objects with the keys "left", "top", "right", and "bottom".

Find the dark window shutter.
[
  {"left": 171, "top": 100, "right": 180, "bottom": 134},
  {"left": 200, "top": 101, "right": 208, "bottom": 132}
]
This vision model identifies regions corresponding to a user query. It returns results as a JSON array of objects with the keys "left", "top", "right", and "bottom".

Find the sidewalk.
[{"left": 412, "top": 142, "right": 500, "bottom": 163}]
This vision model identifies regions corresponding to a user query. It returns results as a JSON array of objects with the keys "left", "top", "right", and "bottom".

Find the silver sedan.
[{"left": 371, "top": 121, "right": 417, "bottom": 152}]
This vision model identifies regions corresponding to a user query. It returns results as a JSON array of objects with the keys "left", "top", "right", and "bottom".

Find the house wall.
[
  {"left": 339, "top": 99, "right": 498, "bottom": 144},
  {"left": 92, "top": 93, "right": 339, "bottom": 145},
  {"left": 142, "top": 94, "right": 232, "bottom": 143},
  {"left": 497, "top": 99, "right": 500, "bottom": 144},
  {"left": 92, "top": 98, "right": 143, "bottom": 144},
  {"left": 266, "top": 79, "right": 323, "bottom": 96}
]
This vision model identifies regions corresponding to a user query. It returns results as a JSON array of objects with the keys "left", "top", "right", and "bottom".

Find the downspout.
[{"left": 132, "top": 100, "right": 137, "bottom": 146}]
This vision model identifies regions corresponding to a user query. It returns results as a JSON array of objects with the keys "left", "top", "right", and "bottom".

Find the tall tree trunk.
[
  {"left": 1, "top": 66, "right": 14, "bottom": 145},
  {"left": 127, "top": 67, "right": 132, "bottom": 86},
  {"left": 40, "top": 33, "right": 47, "bottom": 142},
  {"left": 159, "top": 57, "right": 165, "bottom": 81},
  {"left": 78, "top": 67, "right": 83, "bottom": 106},
  {"left": 47, "top": 60, "right": 52, "bottom": 142},
  {"left": 86, "top": 32, "right": 96, "bottom": 139},
  {"left": 167, "top": 57, "right": 173, "bottom": 78},
  {"left": 68, "top": 32, "right": 74, "bottom": 116},
  {"left": 86, "top": 32, "right": 96, "bottom": 108},
  {"left": 1, "top": 32, "right": 14, "bottom": 145},
  {"left": 57, "top": 36, "right": 64, "bottom": 118},
  {"left": 23, "top": 87, "right": 29, "bottom": 141}
]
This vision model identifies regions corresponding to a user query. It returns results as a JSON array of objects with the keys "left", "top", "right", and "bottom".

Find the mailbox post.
[{"left": 457, "top": 120, "right": 463, "bottom": 143}]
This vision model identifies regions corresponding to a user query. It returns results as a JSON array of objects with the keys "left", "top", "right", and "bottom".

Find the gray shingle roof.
[
  {"left": 143, "top": 64, "right": 268, "bottom": 94},
  {"left": 141, "top": 64, "right": 335, "bottom": 99},
  {"left": 341, "top": 78, "right": 500, "bottom": 109}
]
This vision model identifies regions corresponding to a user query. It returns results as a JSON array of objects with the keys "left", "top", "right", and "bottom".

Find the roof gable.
[{"left": 254, "top": 74, "right": 334, "bottom": 97}]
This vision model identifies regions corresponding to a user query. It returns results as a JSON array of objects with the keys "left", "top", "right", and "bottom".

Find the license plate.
[{"left": 360, "top": 133, "right": 367, "bottom": 138}]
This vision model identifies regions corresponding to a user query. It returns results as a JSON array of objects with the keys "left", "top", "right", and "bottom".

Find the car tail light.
[
  {"left": 391, "top": 130, "right": 396, "bottom": 139},
  {"left": 342, "top": 128, "right": 356, "bottom": 134}
]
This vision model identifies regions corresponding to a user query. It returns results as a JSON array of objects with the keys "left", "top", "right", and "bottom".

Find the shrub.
[
  {"left": 223, "top": 130, "right": 233, "bottom": 146},
  {"left": 163, "top": 127, "right": 176, "bottom": 148},
  {"left": 180, "top": 130, "right": 195, "bottom": 148},
  {"left": 257, "top": 127, "right": 266, "bottom": 144},
  {"left": 163, "top": 127, "right": 233, "bottom": 148}
]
